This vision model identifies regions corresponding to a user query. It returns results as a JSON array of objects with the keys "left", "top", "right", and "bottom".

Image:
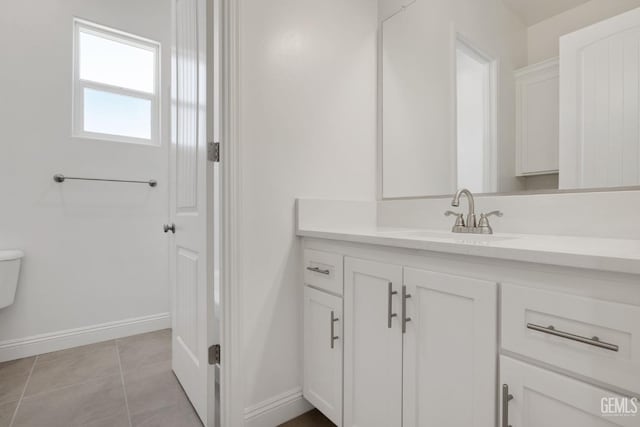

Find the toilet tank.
[{"left": 0, "top": 250, "right": 24, "bottom": 309}]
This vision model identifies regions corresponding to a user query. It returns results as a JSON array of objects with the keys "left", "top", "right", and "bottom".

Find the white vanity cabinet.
[
  {"left": 402, "top": 268, "right": 497, "bottom": 427},
  {"left": 515, "top": 58, "right": 559, "bottom": 176},
  {"left": 343, "top": 258, "right": 403, "bottom": 427},
  {"left": 500, "top": 284, "right": 640, "bottom": 427},
  {"left": 303, "top": 286, "right": 343, "bottom": 426},
  {"left": 342, "top": 257, "right": 497, "bottom": 427},
  {"left": 302, "top": 249, "right": 344, "bottom": 426},
  {"left": 500, "top": 356, "right": 636, "bottom": 427},
  {"left": 301, "top": 238, "right": 640, "bottom": 427}
]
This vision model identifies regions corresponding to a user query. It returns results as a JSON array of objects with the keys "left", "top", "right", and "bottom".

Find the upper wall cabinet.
[
  {"left": 515, "top": 58, "right": 559, "bottom": 176},
  {"left": 560, "top": 7, "right": 640, "bottom": 189}
]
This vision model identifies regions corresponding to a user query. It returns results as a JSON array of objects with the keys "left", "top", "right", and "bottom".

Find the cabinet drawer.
[
  {"left": 303, "top": 249, "right": 343, "bottom": 295},
  {"left": 500, "top": 356, "right": 638, "bottom": 427},
  {"left": 502, "top": 283, "right": 640, "bottom": 394}
]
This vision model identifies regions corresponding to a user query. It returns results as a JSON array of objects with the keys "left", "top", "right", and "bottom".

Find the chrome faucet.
[
  {"left": 445, "top": 188, "right": 503, "bottom": 234},
  {"left": 452, "top": 188, "right": 477, "bottom": 228}
]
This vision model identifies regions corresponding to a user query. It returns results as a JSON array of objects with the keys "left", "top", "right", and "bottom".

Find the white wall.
[
  {"left": 237, "top": 0, "right": 377, "bottom": 422},
  {"left": 0, "top": 0, "right": 171, "bottom": 354},
  {"left": 528, "top": 0, "right": 640, "bottom": 63},
  {"left": 377, "top": 189, "right": 640, "bottom": 240}
]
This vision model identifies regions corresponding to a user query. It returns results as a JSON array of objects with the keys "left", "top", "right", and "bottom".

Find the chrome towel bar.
[
  {"left": 53, "top": 174, "right": 157, "bottom": 187},
  {"left": 526, "top": 323, "right": 619, "bottom": 352}
]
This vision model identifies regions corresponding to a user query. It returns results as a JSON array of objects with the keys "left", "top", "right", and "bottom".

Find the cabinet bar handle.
[
  {"left": 402, "top": 285, "right": 412, "bottom": 334},
  {"left": 526, "top": 323, "right": 619, "bottom": 352},
  {"left": 330, "top": 311, "right": 339, "bottom": 349},
  {"left": 388, "top": 282, "right": 398, "bottom": 328},
  {"left": 307, "top": 266, "right": 330, "bottom": 275},
  {"left": 502, "top": 384, "right": 514, "bottom": 427}
]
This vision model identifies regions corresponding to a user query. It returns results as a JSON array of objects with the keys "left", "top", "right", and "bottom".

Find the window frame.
[{"left": 72, "top": 18, "right": 161, "bottom": 146}]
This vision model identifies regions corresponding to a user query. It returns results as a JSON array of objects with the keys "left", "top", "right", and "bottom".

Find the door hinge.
[
  {"left": 207, "top": 141, "right": 220, "bottom": 162},
  {"left": 209, "top": 344, "right": 221, "bottom": 365}
]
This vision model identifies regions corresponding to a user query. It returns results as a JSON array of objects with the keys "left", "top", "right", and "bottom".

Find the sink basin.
[{"left": 388, "top": 230, "right": 517, "bottom": 244}]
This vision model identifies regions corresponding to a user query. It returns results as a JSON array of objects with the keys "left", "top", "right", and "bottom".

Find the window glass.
[
  {"left": 73, "top": 20, "right": 160, "bottom": 144},
  {"left": 79, "top": 30, "right": 155, "bottom": 94},
  {"left": 83, "top": 88, "right": 151, "bottom": 140}
]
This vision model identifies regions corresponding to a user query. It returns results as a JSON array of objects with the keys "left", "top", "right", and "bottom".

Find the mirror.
[{"left": 381, "top": 0, "right": 640, "bottom": 198}]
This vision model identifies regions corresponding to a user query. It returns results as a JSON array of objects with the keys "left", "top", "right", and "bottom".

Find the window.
[
  {"left": 455, "top": 37, "right": 496, "bottom": 193},
  {"left": 73, "top": 19, "right": 160, "bottom": 145}
]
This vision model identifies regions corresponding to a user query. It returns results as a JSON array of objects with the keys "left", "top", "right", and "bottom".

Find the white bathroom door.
[{"left": 169, "top": 0, "right": 215, "bottom": 424}]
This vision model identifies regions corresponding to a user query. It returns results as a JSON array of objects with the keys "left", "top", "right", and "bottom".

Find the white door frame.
[{"left": 219, "top": 0, "right": 243, "bottom": 426}]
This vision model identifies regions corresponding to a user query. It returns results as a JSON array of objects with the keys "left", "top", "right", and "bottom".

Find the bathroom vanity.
[
  {"left": 298, "top": 2, "right": 640, "bottom": 426},
  {"left": 298, "top": 201, "right": 640, "bottom": 427}
]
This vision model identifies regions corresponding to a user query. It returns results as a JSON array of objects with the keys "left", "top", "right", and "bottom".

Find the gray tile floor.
[{"left": 0, "top": 329, "right": 202, "bottom": 427}]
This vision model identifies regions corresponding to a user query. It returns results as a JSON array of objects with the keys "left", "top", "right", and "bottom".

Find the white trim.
[
  {"left": 244, "top": 388, "right": 313, "bottom": 427},
  {"left": 454, "top": 31, "right": 499, "bottom": 194},
  {"left": 0, "top": 313, "right": 170, "bottom": 363},
  {"left": 220, "top": 0, "right": 243, "bottom": 426}
]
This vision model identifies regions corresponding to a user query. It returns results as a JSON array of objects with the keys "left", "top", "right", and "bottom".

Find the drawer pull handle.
[
  {"left": 526, "top": 323, "right": 619, "bottom": 352},
  {"left": 402, "top": 285, "right": 412, "bottom": 334},
  {"left": 388, "top": 282, "right": 398, "bottom": 328},
  {"left": 307, "top": 266, "right": 330, "bottom": 275},
  {"left": 502, "top": 384, "right": 514, "bottom": 427},
  {"left": 330, "top": 311, "right": 339, "bottom": 349}
]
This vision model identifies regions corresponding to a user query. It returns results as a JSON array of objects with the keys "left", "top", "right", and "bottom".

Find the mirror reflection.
[{"left": 381, "top": 0, "right": 640, "bottom": 198}]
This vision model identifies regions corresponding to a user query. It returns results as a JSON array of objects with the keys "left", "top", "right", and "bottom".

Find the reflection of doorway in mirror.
[{"left": 455, "top": 37, "right": 496, "bottom": 194}]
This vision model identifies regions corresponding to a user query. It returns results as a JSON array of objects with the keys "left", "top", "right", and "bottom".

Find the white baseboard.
[
  {"left": 0, "top": 312, "right": 171, "bottom": 362},
  {"left": 245, "top": 387, "right": 313, "bottom": 427}
]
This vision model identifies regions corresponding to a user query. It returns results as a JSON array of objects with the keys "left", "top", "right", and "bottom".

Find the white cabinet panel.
[
  {"left": 303, "top": 249, "right": 343, "bottom": 296},
  {"left": 502, "top": 283, "right": 640, "bottom": 395},
  {"left": 344, "top": 258, "right": 403, "bottom": 427},
  {"left": 501, "top": 356, "right": 638, "bottom": 427},
  {"left": 560, "top": 7, "right": 640, "bottom": 189},
  {"left": 515, "top": 58, "right": 559, "bottom": 176},
  {"left": 402, "top": 268, "right": 497, "bottom": 427},
  {"left": 303, "top": 286, "right": 343, "bottom": 426}
]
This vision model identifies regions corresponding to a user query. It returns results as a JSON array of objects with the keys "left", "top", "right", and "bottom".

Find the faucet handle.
[
  {"left": 444, "top": 210, "right": 465, "bottom": 227},
  {"left": 482, "top": 210, "right": 503, "bottom": 218},
  {"left": 477, "top": 211, "right": 503, "bottom": 234}
]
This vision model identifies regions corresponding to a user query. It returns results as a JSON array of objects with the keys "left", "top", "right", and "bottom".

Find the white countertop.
[{"left": 297, "top": 226, "right": 640, "bottom": 275}]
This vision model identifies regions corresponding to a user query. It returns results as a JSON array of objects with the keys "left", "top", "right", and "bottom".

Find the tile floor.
[
  {"left": 0, "top": 329, "right": 202, "bottom": 427},
  {"left": 278, "top": 409, "right": 335, "bottom": 427}
]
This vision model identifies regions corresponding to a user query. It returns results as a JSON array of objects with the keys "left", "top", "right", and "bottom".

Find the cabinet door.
[
  {"left": 515, "top": 58, "right": 559, "bottom": 176},
  {"left": 501, "top": 356, "right": 638, "bottom": 427},
  {"left": 560, "top": 7, "right": 640, "bottom": 189},
  {"left": 344, "top": 258, "right": 403, "bottom": 427},
  {"left": 402, "top": 268, "right": 497, "bottom": 427},
  {"left": 303, "top": 286, "right": 343, "bottom": 426}
]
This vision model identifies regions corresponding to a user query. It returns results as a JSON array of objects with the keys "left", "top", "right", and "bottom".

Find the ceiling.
[{"left": 502, "top": 0, "right": 591, "bottom": 26}]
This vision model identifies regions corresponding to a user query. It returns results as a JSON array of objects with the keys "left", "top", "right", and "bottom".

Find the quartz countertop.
[{"left": 297, "top": 226, "right": 640, "bottom": 275}]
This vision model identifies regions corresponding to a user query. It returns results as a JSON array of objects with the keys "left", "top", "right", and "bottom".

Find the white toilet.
[{"left": 0, "top": 250, "right": 23, "bottom": 309}]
